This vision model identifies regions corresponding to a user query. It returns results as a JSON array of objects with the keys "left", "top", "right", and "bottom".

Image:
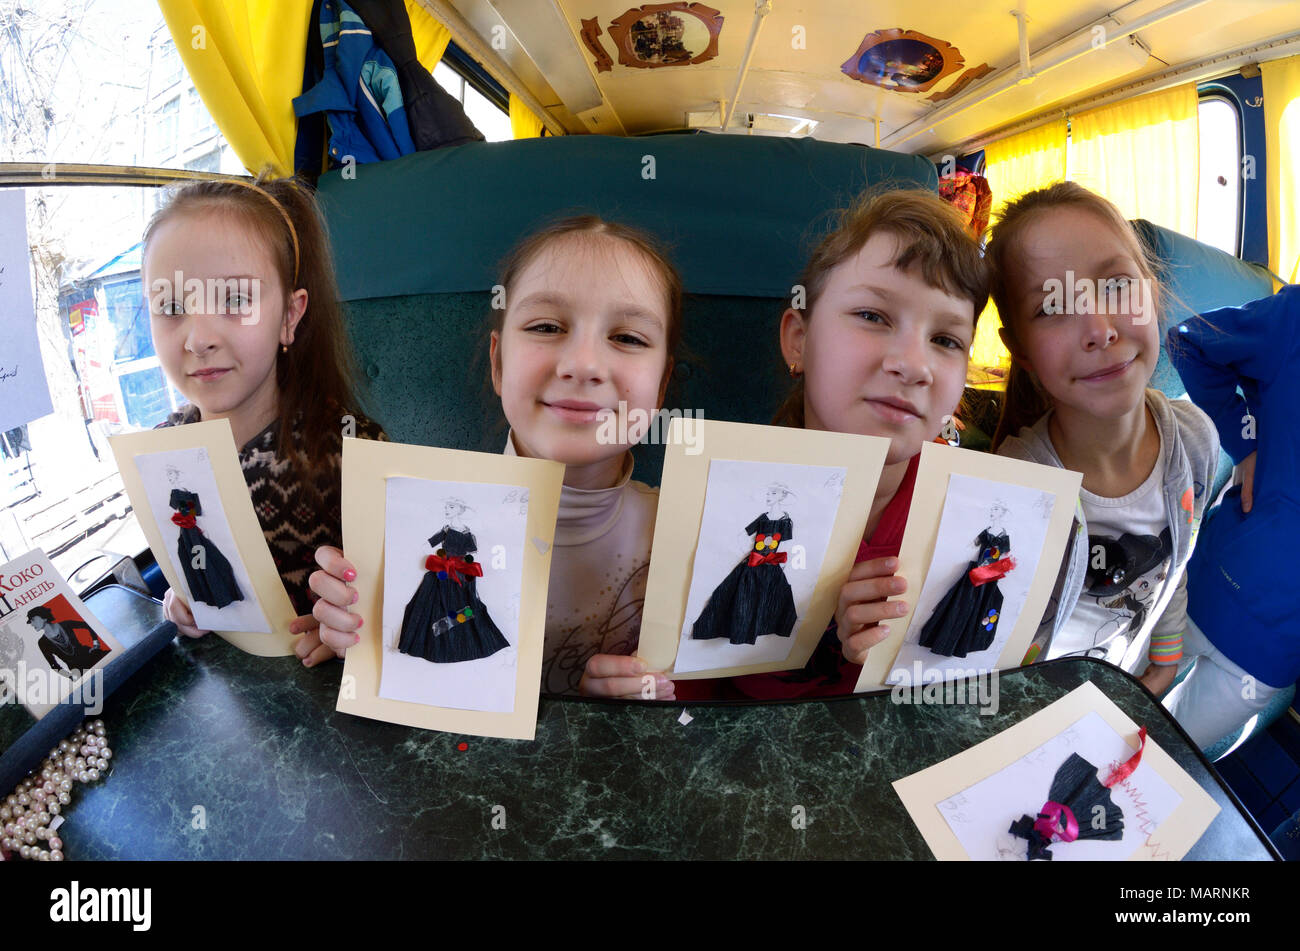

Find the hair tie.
[{"left": 223, "top": 178, "right": 300, "bottom": 287}]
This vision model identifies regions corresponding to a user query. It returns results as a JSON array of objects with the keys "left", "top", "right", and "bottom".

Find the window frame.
[
  {"left": 440, "top": 42, "right": 510, "bottom": 116},
  {"left": 1195, "top": 87, "right": 1245, "bottom": 258}
]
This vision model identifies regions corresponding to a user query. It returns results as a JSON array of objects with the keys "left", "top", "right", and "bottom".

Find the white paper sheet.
[
  {"left": 889, "top": 473, "right": 1053, "bottom": 681},
  {"left": 135, "top": 447, "right": 271, "bottom": 633},
  {"left": 673, "top": 459, "right": 845, "bottom": 673},
  {"left": 938, "top": 710, "right": 1182, "bottom": 861},
  {"left": 0, "top": 190, "right": 53, "bottom": 432},
  {"left": 378, "top": 477, "right": 528, "bottom": 713}
]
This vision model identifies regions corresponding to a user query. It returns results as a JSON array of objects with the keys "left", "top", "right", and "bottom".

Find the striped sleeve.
[{"left": 1149, "top": 630, "right": 1184, "bottom": 666}]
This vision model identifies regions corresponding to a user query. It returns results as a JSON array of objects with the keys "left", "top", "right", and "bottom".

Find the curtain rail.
[
  {"left": 0, "top": 164, "right": 250, "bottom": 187},
  {"left": 933, "top": 30, "right": 1300, "bottom": 161}
]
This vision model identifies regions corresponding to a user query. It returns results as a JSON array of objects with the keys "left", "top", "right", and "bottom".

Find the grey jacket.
[{"left": 997, "top": 389, "right": 1220, "bottom": 669}]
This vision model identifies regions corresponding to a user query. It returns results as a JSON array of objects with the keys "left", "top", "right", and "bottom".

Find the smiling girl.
[
  {"left": 989, "top": 182, "right": 1218, "bottom": 692},
  {"left": 144, "top": 176, "right": 386, "bottom": 664},
  {"left": 671, "top": 189, "right": 990, "bottom": 699},
  {"left": 310, "top": 217, "right": 681, "bottom": 696}
]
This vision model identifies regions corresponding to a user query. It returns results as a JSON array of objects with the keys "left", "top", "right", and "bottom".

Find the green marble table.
[{"left": 32, "top": 586, "right": 1279, "bottom": 859}]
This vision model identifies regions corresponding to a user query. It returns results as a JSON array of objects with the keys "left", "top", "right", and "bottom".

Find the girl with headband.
[{"left": 142, "top": 174, "right": 387, "bottom": 666}]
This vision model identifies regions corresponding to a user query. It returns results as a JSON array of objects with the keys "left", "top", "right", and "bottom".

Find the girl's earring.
[
  {"left": 281, "top": 344, "right": 289, "bottom": 354},
  {"left": 788, "top": 362, "right": 803, "bottom": 379}
]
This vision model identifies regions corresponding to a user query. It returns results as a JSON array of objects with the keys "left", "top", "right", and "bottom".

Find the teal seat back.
[
  {"left": 319, "top": 134, "right": 937, "bottom": 478},
  {"left": 1134, "top": 219, "right": 1275, "bottom": 399},
  {"left": 319, "top": 139, "right": 1274, "bottom": 492},
  {"left": 1134, "top": 220, "right": 1275, "bottom": 498}
]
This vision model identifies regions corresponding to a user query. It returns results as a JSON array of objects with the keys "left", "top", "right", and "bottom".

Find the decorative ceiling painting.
[
  {"left": 841, "top": 28, "right": 989, "bottom": 101},
  {"left": 581, "top": 3, "right": 724, "bottom": 71},
  {"left": 579, "top": 18, "right": 615, "bottom": 72}
]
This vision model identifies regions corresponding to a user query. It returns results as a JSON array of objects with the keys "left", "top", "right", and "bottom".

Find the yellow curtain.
[
  {"left": 968, "top": 119, "right": 1069, "bottom": 385},
  {"left": 510, "top": 94, "right": 545, "bottom": 139},
  {"left": 984, "top": 119, "right": 1068, "bottom": 219},
  {"left": 406, "top": 0, "right": 452, "bottom": 72},
  {"left": 158, "top": 0, "right": 313, "bottom": 177},
  {"left": 1261, "top": 54, "right": 1300, "bottom": 284},
  {"left": 1070, "top": 84, "right": 1199, "bottom": 238}
]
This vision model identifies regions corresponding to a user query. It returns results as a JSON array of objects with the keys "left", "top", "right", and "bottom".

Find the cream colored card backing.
[
  {"left": 893, "top": 681, "right": 1220, "bottom": 861},
  {"left": 109, "top": 418, "right": 298, "bottom": 656},
  {"left": 639, "top": 418, "right": 889, "bottom": 679},
  {"left": 336, "top": 438, "right": 563, "bottom": 740},
  {"left": 857, "top": 442, "right": 1082, "bottom": 690}
]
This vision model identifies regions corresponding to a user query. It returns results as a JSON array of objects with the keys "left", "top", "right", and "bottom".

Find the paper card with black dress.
[
  {"left": 1008, "top": 750, "right": 1128, "bottom": 860},
  {"left": 110, "top": 424, "right": 294, "bottom": 648},
  {"left": 918, "top": 500, "right": 1016, "bottom": 658},
  {"left": 690, "top": 484, "right": 798, "bottom": 645},
  {"left": 166, "top": 465, "right": 244, "bottom": 609},
  {"left": 894, "top": 684, "right": 1219, "bottom": 861},
  {"left": 396, "top": 499, "right": 510, "bottom": 664}
]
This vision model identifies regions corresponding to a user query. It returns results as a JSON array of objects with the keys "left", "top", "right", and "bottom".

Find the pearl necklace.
[{"left": 0, "top": 719, "right": 111, "bottom": 862}]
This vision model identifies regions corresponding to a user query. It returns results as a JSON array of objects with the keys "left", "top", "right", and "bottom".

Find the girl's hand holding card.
[{"left": 835, "top": 556, "right": 907, "bottom": 665}]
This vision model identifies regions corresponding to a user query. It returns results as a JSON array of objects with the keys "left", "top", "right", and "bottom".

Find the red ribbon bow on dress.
[
  {"left": 425, "top": 554, "right": 483, "bottom": 585},
  {"left": 170, "top": 513, "right": 197, "bottom": 530},
  {"left": 747, "top": 550, "right": 788, "bottom": 567},
  {"left": 968, "top": 556, "right": 1015, "bottom": 586}
]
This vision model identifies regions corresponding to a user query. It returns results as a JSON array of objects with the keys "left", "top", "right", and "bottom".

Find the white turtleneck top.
[{"left": 505, "top": 434, "right": 659, "bottom": 694}]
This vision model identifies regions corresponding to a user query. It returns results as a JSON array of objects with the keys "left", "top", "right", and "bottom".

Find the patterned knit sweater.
[{"left": 158, "top": 406, "right": 387, "bottom": 614}]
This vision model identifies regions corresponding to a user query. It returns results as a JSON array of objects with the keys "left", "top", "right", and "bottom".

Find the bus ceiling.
[{"left": 431, "top": 0, "right": 1300, "bottom": 155}]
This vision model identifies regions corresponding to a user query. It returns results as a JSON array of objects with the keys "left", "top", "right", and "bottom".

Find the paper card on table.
[
  {"left": 857, "top": 442, "right": 1082, "bottom": 690},
  {"left": 639, "top": 418, "right": 889, "bottom": 679},
  {"left": 892, "top": 681, "right": 1219, "bottom": 861},
  {"left": 0, "top": 190, "right": 54, "bottom": 433},
  {"left": 109, "top": 419, "right": 297, "bottom": 655},
  {"left": 338, "top": 439, "right": 563, "bottom": 740},
  {"left": 0, "top": 549, "right": 123, "bottom": 719}
]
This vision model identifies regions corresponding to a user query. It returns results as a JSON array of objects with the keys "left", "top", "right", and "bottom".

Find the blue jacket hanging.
[{"left": 293, "top": 0, "right": 416, "bottom": 166}]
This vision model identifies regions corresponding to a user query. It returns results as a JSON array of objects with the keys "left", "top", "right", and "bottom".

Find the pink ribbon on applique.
[{"left": 1033, "top": 801, "right": 1080, "bottom": 843}]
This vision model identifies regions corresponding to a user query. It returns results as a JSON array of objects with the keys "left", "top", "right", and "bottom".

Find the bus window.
[
  {"left": 0, "top": 183, "right": 167, "bottom": 580},
  {"left": 433, "top": 59, "right": 512, "bottom": 142},
  {"left": 1196, "top": 94, "right": 1242, "bottom": 256}
]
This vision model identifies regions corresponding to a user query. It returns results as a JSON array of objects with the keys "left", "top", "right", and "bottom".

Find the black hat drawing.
[{"left": 1084, "top": 527, "right": 1173, "bottom": 597}]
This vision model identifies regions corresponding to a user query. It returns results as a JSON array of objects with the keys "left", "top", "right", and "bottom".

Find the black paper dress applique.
[
  {"left": 169, "top": 488, "right": 244, "bottom": 608},
  {"left": 1008, "top": 752, "right": 1126, "bottom": 860},
  {"left": 918, "top": 528, "right": 1014, "bottom": 657},
  {"left": 691, "top": 514, "right": 798, "bottom": 645},
  {"left": 397, "top": 526, "right": 510, "bottom": 663}
]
